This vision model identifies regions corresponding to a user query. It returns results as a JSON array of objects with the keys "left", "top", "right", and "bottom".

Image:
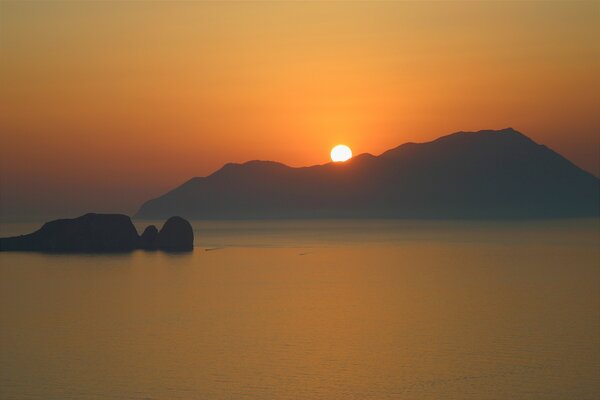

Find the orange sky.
[{"left": 1, "top": 1, "right": 598, "bottom": 220}]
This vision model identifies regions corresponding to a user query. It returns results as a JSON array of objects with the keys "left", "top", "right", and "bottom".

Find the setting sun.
[{"left": 330, "top": 145, "right": 352, "bottom": 162}]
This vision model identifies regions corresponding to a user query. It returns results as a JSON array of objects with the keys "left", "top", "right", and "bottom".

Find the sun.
[{"left": 330, "top": 144, "right": 352, "bottom": 162}]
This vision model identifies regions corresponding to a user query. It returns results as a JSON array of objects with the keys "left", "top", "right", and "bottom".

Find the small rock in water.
[
  {"left": 156, "top": 216, "right": 194, "bottom": 251},
  {"left": 140, "top": 225, "right": 159, "bottom": 250}
]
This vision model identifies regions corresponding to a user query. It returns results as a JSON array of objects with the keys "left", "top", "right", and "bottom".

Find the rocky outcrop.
[
  {"left": 156, "top": 216, "right": 194, "bottom": 252},
  {"left": 0, "top": 213, "right": 139, "bottom": 252},
  {"left": 140, "top": 225, "right": 159, "bottom": 250},
  {"left": 0, "top": 214, "right": 194, "bottom": 253}
]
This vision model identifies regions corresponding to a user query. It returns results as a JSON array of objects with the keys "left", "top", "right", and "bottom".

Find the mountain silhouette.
[{"left": 135, "top": 128, "right": 599, "bottom": 219}]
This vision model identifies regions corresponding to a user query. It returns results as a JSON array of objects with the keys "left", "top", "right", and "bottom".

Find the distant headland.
[
  {"left": 135, "top": 128, "right": 599, "bottom": 220},
  {"left": 0, "top": 213, "right": 194, "bottom": 253}
]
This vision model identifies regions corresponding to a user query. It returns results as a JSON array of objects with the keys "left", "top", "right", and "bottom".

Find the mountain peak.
[
  {"left": 438, "top": 127, "right": 532, "bottom": 142},
  {"left": 379, "top": 128, "right": 534, "bottom": 159}
]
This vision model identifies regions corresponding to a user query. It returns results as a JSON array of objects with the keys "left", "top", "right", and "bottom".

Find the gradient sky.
[{"left": 1, "top": 1, "right": 598, "bottom": 220}]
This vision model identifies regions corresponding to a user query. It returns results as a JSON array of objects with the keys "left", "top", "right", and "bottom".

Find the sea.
[{"left": 1, "top": 219, "right": 598, "bottom": 399}]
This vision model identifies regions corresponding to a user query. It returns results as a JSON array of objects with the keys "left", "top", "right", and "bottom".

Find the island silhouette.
[
  {"left": 135, "top": 128, "right": 599, "bottom": 220},
  {"left": 0, "top": 214, "right": 193, "bottom": 252}
]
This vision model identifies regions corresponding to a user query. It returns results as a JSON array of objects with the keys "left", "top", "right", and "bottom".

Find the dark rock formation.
[
  {"left": 135, "top": 128, "right": 599, "bottom": 219},
  {"left": 0, "top": 213, "right": 139, "bottom": 252},
  {"left": 0, "top": 214, "right": 194, "bottom": 253},
  {"left": 140, "top": 225, "right": 158, "bottom": 250},
  {"left": 156, "top": 216, "right": 194, "bottom": 252}
]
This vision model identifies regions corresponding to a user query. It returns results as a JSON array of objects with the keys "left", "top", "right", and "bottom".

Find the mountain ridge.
[{"left": 135, "top": 128, "right": 599, "bottom": 220}]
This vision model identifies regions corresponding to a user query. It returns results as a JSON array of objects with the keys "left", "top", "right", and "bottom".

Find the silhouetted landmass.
[
  {"left": 140, "top": 225, "right": 159, "bottom": 250},
  {"left": 0, "top": 213, "right": 194, "bottom": 252},
  {"left": 135, "top": 129, "right": 599, "bottom": 219},
  {"left": 156, "top": 216, "right": 194, "bottom": 251}
]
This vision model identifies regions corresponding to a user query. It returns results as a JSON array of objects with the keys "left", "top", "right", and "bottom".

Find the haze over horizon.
[{"left": 1, "top": 1, "right": 599, "bottom": 221}]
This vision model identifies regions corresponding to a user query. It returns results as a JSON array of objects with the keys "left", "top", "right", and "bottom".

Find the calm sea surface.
[{"left": 1, "top": 219, "right": 598, "bottom": 399}]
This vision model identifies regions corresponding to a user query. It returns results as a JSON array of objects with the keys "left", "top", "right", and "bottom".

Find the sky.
[{"left": 0, "top": 1, "right": 598, "bottom": 221}]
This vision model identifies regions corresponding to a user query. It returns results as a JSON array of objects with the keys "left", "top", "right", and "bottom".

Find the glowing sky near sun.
[{"left": 0, "top": 1, "right": 598, "bottom": 220}]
